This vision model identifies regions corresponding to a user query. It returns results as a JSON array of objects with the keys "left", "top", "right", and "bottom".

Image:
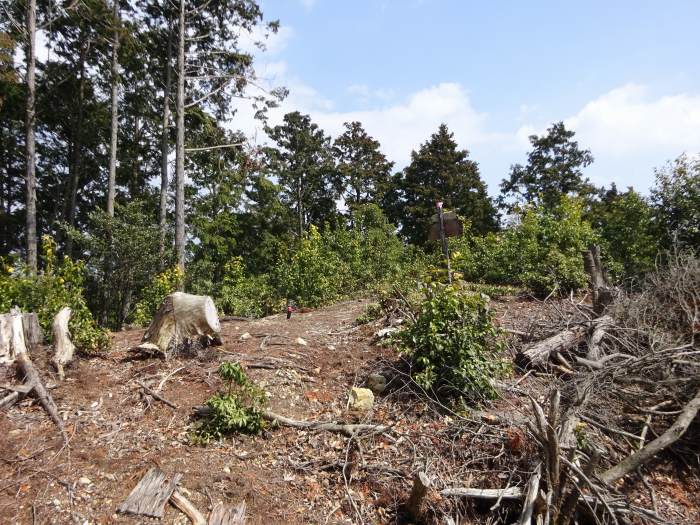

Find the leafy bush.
[
  {"left": 132, "top": 266, "right": 184, "bottom": 326},
  {"left": 0, "top": 236, "right": 109, "bottom": 352},
  {"left": 192, "top": 361, "right": 268, "bottom": 444},
  {"left": 354, "top": 303, "right": 382, "bottom": 325},
  {"left": 452, "top": 197, "right": 597, "bottom": 294},
  {"left": 216, "top": 257, "right": 281, "bottom": 317},
  {"left": 400, "top": 284, "right": 509, "bottom": 402}
]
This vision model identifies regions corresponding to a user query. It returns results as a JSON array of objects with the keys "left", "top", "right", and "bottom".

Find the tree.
[
  {"left": 266, "top": 112, "right": 336, "bottom": 238},
  {"left": 500, "top": 121, "right": 594, "bottom": 210},
  {"left": 590, "top": 185, "right": 657, "bottom": 279},
  {"left": 106, "top": 0, "right": 120, "bottom": 217},
  {"left": 651, "top": 154, "right": 700, "bottom": 251},
  {"left": 391, "top": 124, "right": 497, "bottom": 246},
  {"left": 25, "top": 0, "right": 38, "bottom": 272},
  {"left": 332, "top": 121, "right": 393, "bottom": 216}
]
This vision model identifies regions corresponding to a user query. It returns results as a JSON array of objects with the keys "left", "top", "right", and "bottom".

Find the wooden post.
[{"left": 437, "top": 202, "right": 452, "bottom": 284}]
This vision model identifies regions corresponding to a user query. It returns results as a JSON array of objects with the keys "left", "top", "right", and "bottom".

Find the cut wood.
[
  {"left": 22, "top": 312, "right": 43, "bottom": 346},
  {"left": 587, "top": 314, "right": 612, "bottom": 361},
  {"left": 135, "top": 292, "right": 222, "bottom": 358},
  {"left": 208, "top": 501, "right": 247, "bottom": 525},
  {"left": 194, "top": 406, "right": 389, "bottom": 437},
  {"left": 0, "top": 391, "right": 19, "bottom": 410},
  {"left": 599, "top": 388, "right": 700, "bottom": 484},
  {"left": 51, "top": 307, "right": 75, "bottom": 380},
  {"left": 262, "top": 410, "right": 389, "bottom": 437},
  {"left": 404, "top": 471, "right": 431, "bottom": 521},
  {"left": 3, "top": 308, "right": 66, "bottom": 439},
  {"left": 170, "top": 489, "right": 206, "bottom": 525},
  {"left": 517, "top": 463, "right": 542, "bottom": 525},
  {"left": 517, "top": 326, "right": 586, "bottom": 368},
  {"left": 440, "top": 486, "right": 523, "bottom": 500},
  {"left": 117, "top": 467, "right": 182, "bottom": 518},
  {"left": 583, "top": 245, "right": 614, "bottom": 314}
]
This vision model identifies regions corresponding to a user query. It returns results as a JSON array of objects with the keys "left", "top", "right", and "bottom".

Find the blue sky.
[{"left": 236, "top": 0, "right": 700, "bottom": 196}]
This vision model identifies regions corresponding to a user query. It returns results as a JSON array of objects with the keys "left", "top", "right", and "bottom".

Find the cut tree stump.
[
  {"left": 51, "top": 307, "right": 75, "bottom": 380},
  {"left": 208, "top": 501, "right": 247, "bottom": 525},
  {"left": 0, "top": 308, "right": 66, "bottom": 438},
  {"left": 22, "top": 313, "right": 43, "bottom": 346},
  {"left": 135, "top": 292, "right": 222, "bottom": 358},
  {"left": 117, "top": 467, "right": 182, "bottom": 518},
  {"left": 404, "top": 471, "right": 432, "bottom": 521}
]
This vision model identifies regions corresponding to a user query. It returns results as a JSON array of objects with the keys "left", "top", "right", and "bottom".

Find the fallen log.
[
  {"left": 51, "top": 307, "right": 75, "bottom": 380},
  {"left": 517, "top": 326, "right": 587, "bottom": 368},
  {"left": 440, "top": 486, "right": 523, "bottom": 500},
  {"left": 587, "top": 314, "right": 612, "bottom": 361},
  {"left": 134, "top": 292, "right": 222, "bottom": 358},
  {"left": 599, "top": 388, "right": 700, "bottom": 484}
]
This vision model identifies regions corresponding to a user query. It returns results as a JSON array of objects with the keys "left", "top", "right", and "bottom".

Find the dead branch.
[
  {"left": 136, "top": 380, "right": 179, "bottom": 409},
  {"left": 262, "top": 411, "right": 389, "bottom": 437},
  {"left": 599, "top": 388, "right": 700, "bottom": 484},
  {"left": 170, "top": 489, "right": 206, "bottom": 525}
]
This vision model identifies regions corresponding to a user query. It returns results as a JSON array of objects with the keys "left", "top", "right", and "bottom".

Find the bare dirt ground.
[{"left": 1, "top": 297, "right": 698, "bottom": 524}]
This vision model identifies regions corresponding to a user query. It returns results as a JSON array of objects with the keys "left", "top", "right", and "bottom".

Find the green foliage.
[
  {"left": 590, "top": 186, "right": 658, "bottom": 279},
  {"left": 132, "top": 266, "right": 184, "bottom": 326},
  {"left": 452, "top": 197, "right": 597, "bottom": 295},
  {"left": 400, "top": 284, "right": 508, "bottom": 403},
  {"left": 0, "top": 236, "right": 109, "bottom": 352},
  {"left": 500, "top": 121, "right": 595, "bottom": 210},
  {"left": 192, "top": 362, "right": 268, "bottom": 444},
  {"left": 274, "top": 206, "right": 409, "bottom": 308},
  {"left": 354, "top": 303, "right": 382, "bottom": 325},
  {"left": 216, "top": 257, "right": 281, "bottom": 317},
  {"left": 385, "top": 124, "right": 497, "bottom": 245},
  {"left": 651, "top": 154, "right": 700, "bottom": 251}
]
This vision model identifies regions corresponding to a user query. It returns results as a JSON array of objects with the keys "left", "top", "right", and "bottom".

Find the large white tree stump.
[
  {"left": 51, "top": 307, "right": 75, "bottom": 380},
  {"left": 136, "top": 292, "right": 222, "bottom": 358}
]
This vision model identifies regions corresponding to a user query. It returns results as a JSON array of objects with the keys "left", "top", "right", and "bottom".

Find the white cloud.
[
  {"left": 563, "top": 84, "right": 700, "bottom": 157},
  {"left": 299, "top": 0, "right": 318, "bottom": 10}
]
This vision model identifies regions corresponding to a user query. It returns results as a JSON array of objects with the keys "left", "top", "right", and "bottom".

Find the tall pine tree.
[{"left": 390, "top": 124, "right": 497, "bottom": 245}]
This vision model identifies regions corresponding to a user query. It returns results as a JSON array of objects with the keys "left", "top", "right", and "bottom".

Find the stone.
[
  {"left": 295, "top": 337, "right": 307, "bottom": 346},
  {"left": 348, "top": 387, "right": 374, "bottom": 411},
  {"left": 375, "top": 327, "right": 398, "bottom": 339},
  {"left": 78, "top": 477, "right": 92, "bottom": 486},
  {"left": 366, "top": 373, "right": 387, "bottom": 395},
  {"left": 239, "top": 332, "right": 251, "bottom": 341}
]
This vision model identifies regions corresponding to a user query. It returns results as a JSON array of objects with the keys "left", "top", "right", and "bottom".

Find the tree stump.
[
  {"left": 51, "top": 307, "right": 75, "bottom": 380},
  {"left": 136, "top": 292, "right": 222, "bottom": 358}
]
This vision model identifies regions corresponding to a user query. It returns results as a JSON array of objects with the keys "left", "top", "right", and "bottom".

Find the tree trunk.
[
  {"left": 65, "top": 44, "right": 86, "bottom": 257},
  {"left": 136, "top": 292, "right": 221, "bottom": 358},
  {"left": 174, "top": 0, "right": 186, "bottom": 275},
  {"left": 106, "top": 0, "right": 120, "bottom": 217},
  {"left": 51, "top": 307, "right": 75, "bottom": 381},
  {"left": 24, "top": 0, "right": 37, "bottom": 274},
  {"left": 159, "top": 27, "right": 173, "bottom": 268}
]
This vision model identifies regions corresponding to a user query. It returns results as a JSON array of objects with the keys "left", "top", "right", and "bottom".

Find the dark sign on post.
[{"left": 428, "top": 210, "right": 463, "bottom": 241}]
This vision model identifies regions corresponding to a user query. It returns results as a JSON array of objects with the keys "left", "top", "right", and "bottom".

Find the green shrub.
[
  {"left": 452, "top": 197, "right": 597, "bottom": 295},
  {"left": 0, "top": 236, "right": 109, "bottom": 352},
  {"left": 192, "top": 361, "right": 268, "bottom": 444},
  {"left": 354, "top": 302, "right": 382, "bottom": 325},
  {"left": 216, "top": 257, "right": 281, "bottom": 317},
  {"left": 132, "top": 266, "right": 184, "bottom": 326},
  {"left": 400, "top": 284, "right": 509, "bottom": 403}
]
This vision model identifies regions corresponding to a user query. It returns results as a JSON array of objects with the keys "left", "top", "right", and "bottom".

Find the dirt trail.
[{"left": 0, "top": 299, "right": 391, "bottom": 524}]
